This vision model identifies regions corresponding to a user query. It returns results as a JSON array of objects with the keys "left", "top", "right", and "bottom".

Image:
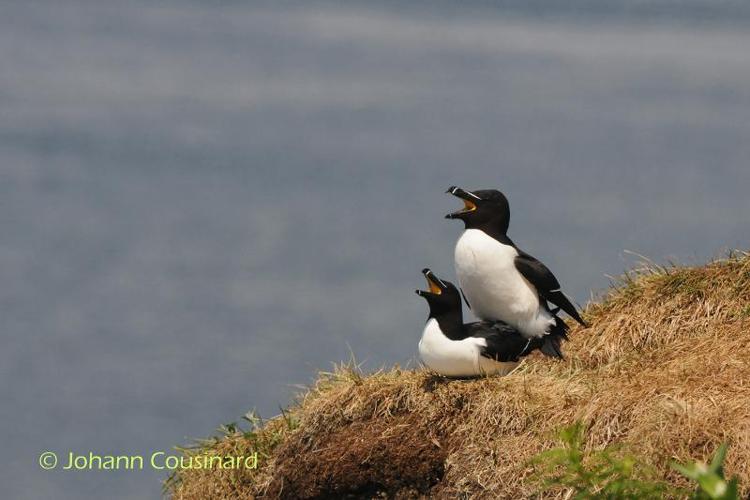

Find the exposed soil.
[{"left": 266, "top": 412, "right": 449, "bottom": 499}]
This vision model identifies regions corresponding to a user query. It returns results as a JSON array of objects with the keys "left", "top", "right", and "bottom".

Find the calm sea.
[{"left": 2, "top": 1, "right": 749, "bottom": 497}]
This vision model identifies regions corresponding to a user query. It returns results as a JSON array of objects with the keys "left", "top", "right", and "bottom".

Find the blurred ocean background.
[{"left": 2, "top": 0, "right": 750, "bottom": 497}]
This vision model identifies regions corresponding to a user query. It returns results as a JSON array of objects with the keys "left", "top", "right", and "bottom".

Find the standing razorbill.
[
  {"left": 416, "top": 268, "right": 567, "bottom": 377},
  {"left": 445, "top": 186, "right": 586, "bottom": 339}
]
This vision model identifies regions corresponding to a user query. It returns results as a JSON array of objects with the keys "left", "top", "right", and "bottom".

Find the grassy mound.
[{"left": 167, "top": 252, "right": 750, "bottom": 499}]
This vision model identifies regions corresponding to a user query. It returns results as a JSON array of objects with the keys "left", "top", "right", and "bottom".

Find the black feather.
[
  {"left": 539, "top": 315, "right": 569, "bottom": 359},
  {"left": 460, "top": 288, "right": 472, "bottom": 310},
  {"left": 514, "top": 252, "right": 587, "bottom": 327},
  {"left": 464, "top": 319, "right": 569, "bottom": 362}
]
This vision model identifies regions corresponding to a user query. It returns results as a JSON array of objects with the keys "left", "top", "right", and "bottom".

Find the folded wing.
[{"left": 514, "top": 251, "right": 587, "bottom": 327}]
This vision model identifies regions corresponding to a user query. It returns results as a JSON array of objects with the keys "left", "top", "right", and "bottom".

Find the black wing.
[
  {"left": 538, "top": 315, "right": 569, "bottom": 359},
  {"left": 468, "top": 318, "right": 568, "bottom": 361},
  {"left": 514, "top": 252, "right": 587, "bottom": 327},
  {"left": 465, "top": 321, "right": 541, "bottom": 362}
]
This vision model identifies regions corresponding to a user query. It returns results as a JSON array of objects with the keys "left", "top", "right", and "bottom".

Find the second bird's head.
[
  {"left": 445, "top": 186, "right": 510, "bottom": 232},
  {"left": 415, "top": 269, "right": 462, "bottom": 317}
]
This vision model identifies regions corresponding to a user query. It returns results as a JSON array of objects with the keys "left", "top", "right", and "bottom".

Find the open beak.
[
  {"left": 415, "top": 268, "right": 444, "bottom": 296},
  {"left": 445, "top": 186, "right": 479, "bottom": 219}
]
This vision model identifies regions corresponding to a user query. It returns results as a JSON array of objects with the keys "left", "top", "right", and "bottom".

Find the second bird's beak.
[{"left": 416, "top": 268, "right": 443, "bottom": 296}]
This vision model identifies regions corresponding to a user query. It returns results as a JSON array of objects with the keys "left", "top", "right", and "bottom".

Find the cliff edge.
[{"left": 168, "top": 252, "right": 750, "bottom": 499}]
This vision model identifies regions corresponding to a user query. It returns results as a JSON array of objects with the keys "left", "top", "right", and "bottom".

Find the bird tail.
[
  {"left": 545, "top": 290, "right": 587, "bottom": 327},
  {"left": 540, "top": 315, "right": 569, "bottom": 359}
]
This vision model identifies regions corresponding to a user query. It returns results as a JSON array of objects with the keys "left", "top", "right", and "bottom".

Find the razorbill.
[
  {"left": 416, "top": 268, "right": 567, "bottom": 377},
  {"left": 445, "top": 186, "right": 586, "bottom": 339}
]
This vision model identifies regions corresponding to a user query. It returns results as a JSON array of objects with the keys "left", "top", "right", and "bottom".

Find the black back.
[{"left": 466, "top": 316, "right": 568, "bottom": 361}]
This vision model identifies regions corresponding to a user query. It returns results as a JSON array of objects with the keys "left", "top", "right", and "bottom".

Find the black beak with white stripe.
[{"left": 445, "top": 187, "right": 480, "bottom": 219}]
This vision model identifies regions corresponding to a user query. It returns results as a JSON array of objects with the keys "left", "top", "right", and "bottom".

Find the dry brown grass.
[{"left": 168, "top": 252, "right": 750, "bottom": 499}]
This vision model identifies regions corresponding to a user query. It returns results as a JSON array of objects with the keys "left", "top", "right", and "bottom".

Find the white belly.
[
  {"left": 418, "top": 319, "right": 518, "bottom": 377},
  {"left": 454, "top": 229, "right": 554, "bottom": 338}
]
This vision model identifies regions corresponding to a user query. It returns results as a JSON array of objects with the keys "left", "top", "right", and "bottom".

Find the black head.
[
  {"left": 415, "top": 268, "right": 462, "bottom": 319},
  {"left": 445, "top": 186, "right": 510, "bottom": 235}
]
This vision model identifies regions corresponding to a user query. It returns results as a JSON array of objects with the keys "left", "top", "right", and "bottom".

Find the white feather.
[
  {"left": 455, "top": 229, "right": 555, "bottom": 339},
  {"left": 418, "top": 319, "right": 518, "bottom": 377}
]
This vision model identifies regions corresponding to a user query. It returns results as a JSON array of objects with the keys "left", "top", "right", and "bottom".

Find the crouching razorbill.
[
  {"left": 445, "top": 186, "right": 586, "bottom": 340},
  {"left": 416, "top": 268, "right": 567, "bottom": 377}
]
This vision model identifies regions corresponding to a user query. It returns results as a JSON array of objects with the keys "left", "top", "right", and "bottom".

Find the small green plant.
[
  {"left": 672, "top": 443, "right": 739, "bottom": 500},
  {"left": 530, "top": 422, "right": 675, "bottom": 499},
  {"left": 531, "top": 423, "right": 741, "bottom": 499}
]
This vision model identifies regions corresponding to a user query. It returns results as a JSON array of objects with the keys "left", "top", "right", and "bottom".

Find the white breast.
[
  {"left": 454, "top": 229, "right": 554, "bottom": 338},
  {"left": 418, "top": 319, "right": 518, "bottom": 377}
]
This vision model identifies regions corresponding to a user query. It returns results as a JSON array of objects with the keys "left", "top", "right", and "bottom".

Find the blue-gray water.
[{"left": 3, "top": 1, "right": 750, "bottom": 498}]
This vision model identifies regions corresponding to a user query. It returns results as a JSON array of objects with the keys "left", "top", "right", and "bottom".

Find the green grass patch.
[{"left": 531, "top": 423, "right": 740, "bottom": 499}]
